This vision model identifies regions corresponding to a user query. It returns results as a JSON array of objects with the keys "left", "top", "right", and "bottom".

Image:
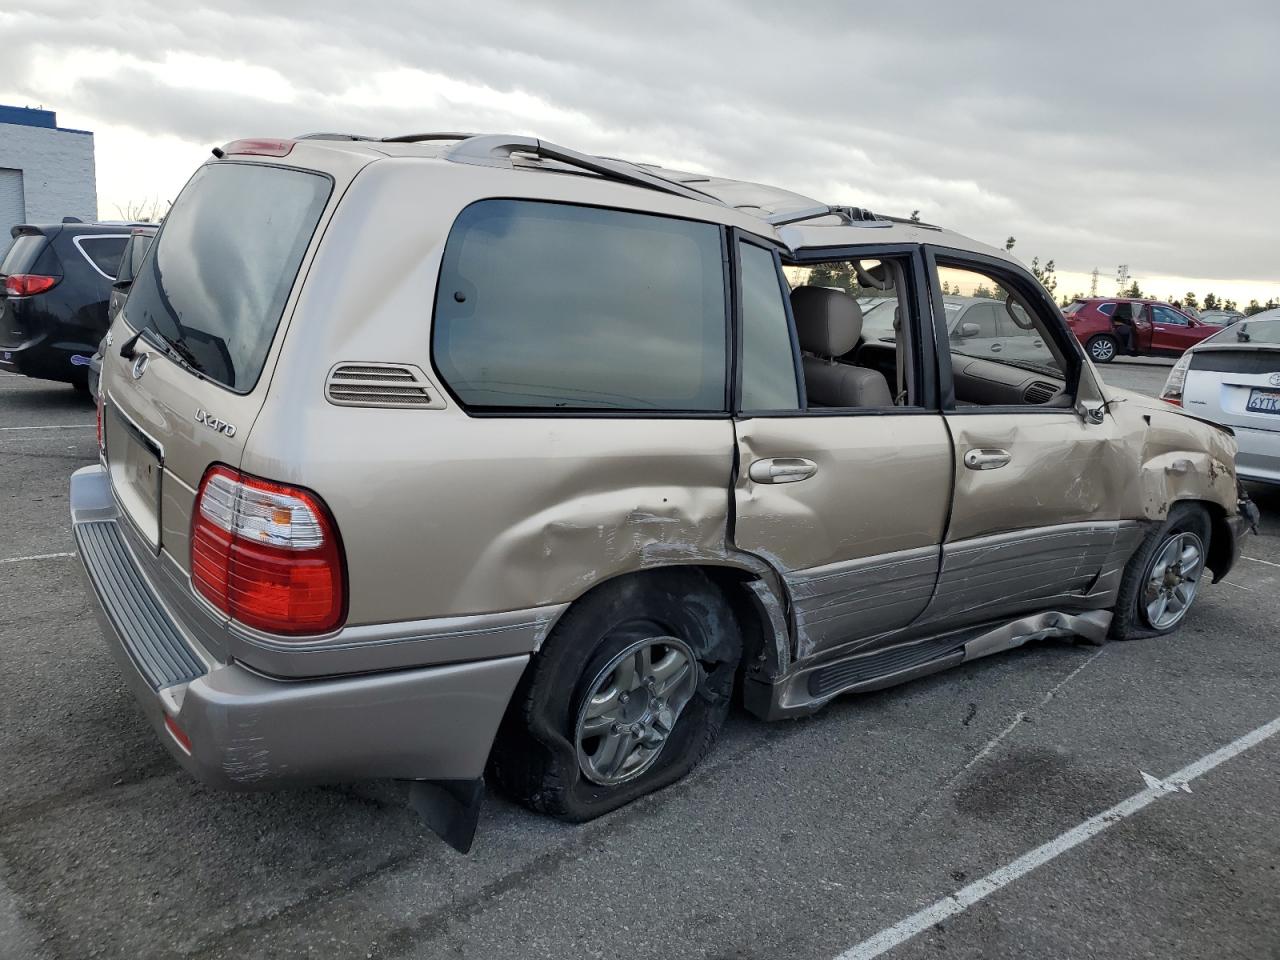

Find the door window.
[
  {"left": 1152, "top": 305, "right": 1189, "bottom": 326},
  {"left": 74, "top": 236, "right": 128, "bottom": 279},
  {"left": 933, "top": 261, "right": 1075, "bottom": 408},
  {"left": 738, "top": 242, "right": 800, "bottom": 411},
  {"left": 433, "top": 200, "right": 727, "bottom": 412}
]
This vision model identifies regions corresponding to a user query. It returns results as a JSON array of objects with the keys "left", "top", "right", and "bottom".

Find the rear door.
[
  {"left": 730, "top": 239, "right": 952, "bottom": 662},
  {"left": 100, "top": 155, "right": 351, "bottom": 620}
]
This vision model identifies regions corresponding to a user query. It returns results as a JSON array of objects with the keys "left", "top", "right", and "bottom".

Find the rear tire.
[
  {"left": 1086, "top": 335, "right": 1118, "bottom": 364},
  {"left": 1109, "top": 503, "right": 1211, "bottom": 641},
  {"left": 489, "top": 570, "right": 741, "bottom": 821}
]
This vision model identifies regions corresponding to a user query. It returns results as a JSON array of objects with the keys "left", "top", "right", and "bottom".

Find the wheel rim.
[
  {"left": 574, "top": 634, "right": 700, "bottom": 786},
  {"left": 1091, "top": 338, "right": 1115, "bottom": 361},
  {"left": 1143, "top": 531, "right": 1204, "bottom": 629}
]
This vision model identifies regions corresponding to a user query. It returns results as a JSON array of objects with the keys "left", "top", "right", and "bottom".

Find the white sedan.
[{"left": 1161, "top": 316, "right": 1280, "bottom": 485}]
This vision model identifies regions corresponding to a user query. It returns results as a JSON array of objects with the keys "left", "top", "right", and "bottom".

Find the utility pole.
[
  {"left": 1090, "top": 267, "right": 1100, "bottom": 297},
  {"left": 1116, "top": 264, "right": 1130, "bottom": 292}
]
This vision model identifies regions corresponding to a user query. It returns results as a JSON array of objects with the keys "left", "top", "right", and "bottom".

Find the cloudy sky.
[{"left": 3, "top": 0, "right": 1278, "bottom": 305}]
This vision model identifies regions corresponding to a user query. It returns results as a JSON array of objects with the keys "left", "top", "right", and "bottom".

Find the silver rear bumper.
[
  {"left": 70, "top": 464, "right": 528, "bottom": 789},
  {"left": 1235, "top": 424, "right": 1280, "bottom": 485}
]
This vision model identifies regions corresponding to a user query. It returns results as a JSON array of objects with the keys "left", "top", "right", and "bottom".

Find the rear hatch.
[
  {"left": 100, "top": 147, "right": 366, "bottom": 650},
  {"left": 1183, "top": 338, "right": 1280, "bottom": 434},
  {"left": 0, "top": 227, "right": 61, "bottom": 350}
]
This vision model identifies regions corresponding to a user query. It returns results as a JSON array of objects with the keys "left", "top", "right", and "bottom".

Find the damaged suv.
[{"left": 73, "top": 133, "right": 1258, "bottom": 850}]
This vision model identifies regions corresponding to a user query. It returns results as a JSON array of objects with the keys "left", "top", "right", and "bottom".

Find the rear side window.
[
  {"left": 75, "top": 236, "right": 127, "bottom": 278},
  {"left": 1097, "top": 302, "right": 1116, "bottom": 317},
  {"left": 125, "top": 162, "right": 331, "bottom": 391},
  {"left": 1, "top": 233, "right": 50, "bottom": 275},
  {"left": 738, "top": 242, "right": 800, "bottom": 411},
  {"left": 116, "top": 233, "right": 154, "bottom": 283},
  {"left": 433, "top": 200, "right": 727, "bottom": 411}
]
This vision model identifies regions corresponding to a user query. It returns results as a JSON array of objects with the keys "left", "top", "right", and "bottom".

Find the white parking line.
[
  {"left": 1241, "top": 555, "right": 1280, "bottom": 570},
  {"left": 0, "top": 423, "right": 94, "bottom": 432},
  {"left": 835, "top": 714, "right": 1280, "bottom": 960},
  {"left": 0, "top": 552, "right": 76, "bottom": 564}
]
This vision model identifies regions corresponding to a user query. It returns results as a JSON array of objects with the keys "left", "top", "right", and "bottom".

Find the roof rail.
[
  {"left": 767, "top": 204, "right": 885, "bottom": 227},
  {"left": 295, "top": 132, "right": 378, "bottom": 141},
  {"left": 381, "top": 132, "right": 478, "bottom": 143},
  {"left": 442, "top": 135, "right": 726, "bottom": 206}
]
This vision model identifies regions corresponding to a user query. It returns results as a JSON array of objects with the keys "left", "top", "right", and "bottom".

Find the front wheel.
[
  {"left": 1087, "top": 335, "right": 1118, "bottom": 363},
  {"left": 1110, "top": 503, "right": 1211, "bottom": 640},
  {"left": 489, "top": 570, "right": 741, "bottom": 821}
]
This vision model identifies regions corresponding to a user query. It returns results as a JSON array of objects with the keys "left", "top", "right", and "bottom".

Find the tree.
[
  {"left": 972, "top": 282, "right": 996, "bottom": 299},
  {"left": 1245, "top": 299, "right": 1263, "bottom": 316},
  {"left": 1121, "top": 280, "right": 1143, "bottom": 298},
  {"left": 1183, "top": 292, "right": 1199, "bottom": 310},
  {"left": 1203, "top": 292, "right": 1219, "bottom": 310},
  {"left": 909, "top": 210, "right": 921, "bottom": 223},
  {"left": 1030, "top": 257, "right": 1057, "bottom": 297},
  {"left": 1224, "top": 298, "right": 1237, "bottom": 312},
  {"left": 1004, "top": 236, "right": 1016, "bottom": 251},
  {"left": 114, "top": 198, "right": 169, "bottom": 223}
]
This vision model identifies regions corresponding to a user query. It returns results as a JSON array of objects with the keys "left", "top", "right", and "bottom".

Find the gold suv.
[{"left": 72, "top": 132, "right": 1258, "bottom": 850}]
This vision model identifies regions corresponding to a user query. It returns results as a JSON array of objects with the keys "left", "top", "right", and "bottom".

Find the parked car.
[
  {"left": 1198, "top": 309, "right": 1245, "bottom": 326},
  {"left": 0, "top": 221, "right": 143, "bottom": 390},
  {"left": 87, "top": 225, "right": 158, "bottom": 397},
  {"left": 1063, "top": 297, "right": 1217, "bottom": 363},
  {"left": 72, "top": 133, "right": 1257, "bottom": 851},
  {"left": 1161, "top": 316, "right": 1280, "bottom": 485},
  {"left": 864, "top": 295, "right": 1057, "bottom": 367}
]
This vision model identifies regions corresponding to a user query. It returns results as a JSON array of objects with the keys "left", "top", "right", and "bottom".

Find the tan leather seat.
[{"left": 790, "top": 286, "right": 894, "bottom": 407}]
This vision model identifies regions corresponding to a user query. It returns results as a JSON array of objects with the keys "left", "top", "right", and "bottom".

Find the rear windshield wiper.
[{"left": 120, "top": 323, "right": 206, "bottom": 376}]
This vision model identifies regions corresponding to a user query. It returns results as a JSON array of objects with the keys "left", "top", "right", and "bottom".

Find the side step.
[{"left": 759, "top": 609, "right": 1114, "bottom": 718}]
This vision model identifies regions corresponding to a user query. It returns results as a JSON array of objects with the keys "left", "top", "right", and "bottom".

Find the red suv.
[{"left": 1063, "top": 298, "right": 1215, "bottom": 363}]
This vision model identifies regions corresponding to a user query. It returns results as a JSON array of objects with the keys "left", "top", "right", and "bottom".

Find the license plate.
[{"left": 1246, "top": 388, "right": 1280, "bottom": 415}]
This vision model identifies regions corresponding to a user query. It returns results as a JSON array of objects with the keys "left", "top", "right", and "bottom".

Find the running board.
[{"left": 750, "top": 610, "right": 1113, "bottom": 719}]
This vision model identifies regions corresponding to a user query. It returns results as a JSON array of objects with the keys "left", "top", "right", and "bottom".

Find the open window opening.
[
  {"left": 933, "top": 262, "right": 1077, "bottom": 409},
  {"left": 779, "top": 255, "right": 920, "bottom": 410}
]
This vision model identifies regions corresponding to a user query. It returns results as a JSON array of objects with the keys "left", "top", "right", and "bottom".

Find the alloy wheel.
[
  {"left": 574, "top": 634, "right": 700, "bottom": 786},
  {"left": 1090, "top": 338, "right": 1116, "bottom": 362},
  {"left": 1143, "top": 531, "right": 1204, "bottom": 629}
]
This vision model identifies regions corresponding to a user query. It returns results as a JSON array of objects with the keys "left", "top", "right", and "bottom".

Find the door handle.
[
  {"left": 748, "top": 457, "right": 818, "bottom": 484},
  {"left": 963, "top": 448, "right": 1012, "bottom": 470},
  {"left": 990, "top": 343, "right": 1003, "bottom": 352}
]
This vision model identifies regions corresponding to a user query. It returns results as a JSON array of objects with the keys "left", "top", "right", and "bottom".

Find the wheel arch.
[{"left": 1169, "top": 497, "right": 1234, "bottom": 582}]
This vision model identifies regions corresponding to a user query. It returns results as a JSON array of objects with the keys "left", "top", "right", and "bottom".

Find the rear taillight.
[
  {"left": 1160, "top": 354, "right": 1191, "bottom": 406},
  {"left": 4, "top": 274, "right": 59, "bottom": 296},
  {"left": 191, "top": 466, "right": 346, "bottom": 635}
]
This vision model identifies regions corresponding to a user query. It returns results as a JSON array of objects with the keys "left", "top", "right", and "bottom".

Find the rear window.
[
  {"left": 1203, "top": 319, "right": 1280, "bottom": 347},
  {"left": 432, "top": 199, "right": 727, "bottom": 411},
  {"left": 1062, "top": 300, "right": 1084, "bottom": 315},
  {"left": 124, "top": 162, "right": 331, "bottom": 392},
  {"left": 1, "top": 234, "right": 49, "bottom": 276},
  {"left": 75, "top": 236, "right": 128, "bottom": 278}
]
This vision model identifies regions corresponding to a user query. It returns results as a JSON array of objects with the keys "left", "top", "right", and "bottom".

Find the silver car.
[{"left": 1162, "top": 316, "right": 1280, "bottom": 484}]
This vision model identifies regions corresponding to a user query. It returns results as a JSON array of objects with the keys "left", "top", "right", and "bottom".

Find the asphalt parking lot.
[{"left": 1, "top": 358, "right": 1276, "bottom": 960}]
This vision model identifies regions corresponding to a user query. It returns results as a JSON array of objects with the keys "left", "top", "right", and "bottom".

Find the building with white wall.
[{"left": 0, "top": 105, "right": 97, "bottom": 231}]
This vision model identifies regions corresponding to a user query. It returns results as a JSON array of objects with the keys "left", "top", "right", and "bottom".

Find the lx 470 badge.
[{"left": 194, "top": 408, "right": 236, "bottom": 437}]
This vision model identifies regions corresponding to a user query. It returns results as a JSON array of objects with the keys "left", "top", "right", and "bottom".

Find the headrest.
[{"left": 791, "top": 286, "right": 862, "bottom": 358}]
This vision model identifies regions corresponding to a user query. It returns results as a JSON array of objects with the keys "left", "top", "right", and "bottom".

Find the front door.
[
  {"left": 1150, "top": 304, "right": 1201, "bottom": 354},
  {"left": 921, "top": 251, "right": 1138, "bottom": 630},
  {"left": 728, "top": 238, "right": 953, "bottom": 662}
]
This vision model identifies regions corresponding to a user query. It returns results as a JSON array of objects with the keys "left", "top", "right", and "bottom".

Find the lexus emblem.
[
  {"left": 1270, "top": 373, "right": 1280, "bottom": 387},
  {"left": 131, "top": 354, "right": 149, "bottom": 380}
]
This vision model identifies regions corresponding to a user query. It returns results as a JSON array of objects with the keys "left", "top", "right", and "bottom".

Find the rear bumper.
[
  {"left": 0, "top": 335, "right": 93, "bottom": 383},
  {"left": 70, "top": 464, "right": 528, "bottom": 789},
  {"left": 1234, "top": 424, "right": 1280, "bottom": 485}
]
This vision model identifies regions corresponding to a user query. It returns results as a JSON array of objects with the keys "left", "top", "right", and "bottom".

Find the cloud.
[{"left": 1, "top": 0, "right": 1278, "bottom": 292}]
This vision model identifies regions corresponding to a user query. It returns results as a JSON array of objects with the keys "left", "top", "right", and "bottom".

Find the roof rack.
[
  {"left": 381, "top": 132, "right": 478, "bottom": 143},
  {"left": 441, "top": 134, "right": 726, "bottom": 206},
  {"left": 767, "top": 204, "right": 884, "bottom": 227}
]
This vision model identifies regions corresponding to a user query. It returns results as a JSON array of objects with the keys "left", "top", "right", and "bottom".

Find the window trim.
[
  {"left": 428, "top": 196, "right": 734, "bottom": 419},
  {"left": 72, "top": 234, "right": 130, "bottom": 280},
  {"left": 738, "top": 242, "right": 938, "bottom": 419},
  {"left": 924, "top": 245, "right": 1084, "bottom": 415},
  {"left": 1097, "top": 302, "right": 1117, "bottom": 317}
]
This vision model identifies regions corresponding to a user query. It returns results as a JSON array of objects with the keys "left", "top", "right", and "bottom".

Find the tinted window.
[
  {"left": 1, "top": 234, "right": 48, "bottom": 275},
  {"left": 1098, "top": 302, "right": 1116, "bottom": 316},
  {"left": 433, "top": 200, "right": 726, "bottom": 411},
  {"left": 1063, "top": 301, "right": 1084, "bottom": 315},
  {"left": 116, "top": 233, "right": 154, "bottom": 283},
  {"left": 739, "top": 242, "right": 799, "bottom": 411},
  {"left": 76, "top": 236, "right": 127, "bottom": 278},
  {"left": 955, "top": 301, "right": 1002, "bottom": 338},
  {"left": 125, "top": 163, "right": 331, "bottom": 391}
]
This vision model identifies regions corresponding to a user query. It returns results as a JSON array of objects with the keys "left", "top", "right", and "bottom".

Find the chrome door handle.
[
  {"left": 990, "top": 343, "right": 1003, "bottom": 352},
  {"left": 748, "top": 457, "right": 818, "bottom": 484},
  {"left": 963, "top": 448, "right": 1012, "bottom": 470}
]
